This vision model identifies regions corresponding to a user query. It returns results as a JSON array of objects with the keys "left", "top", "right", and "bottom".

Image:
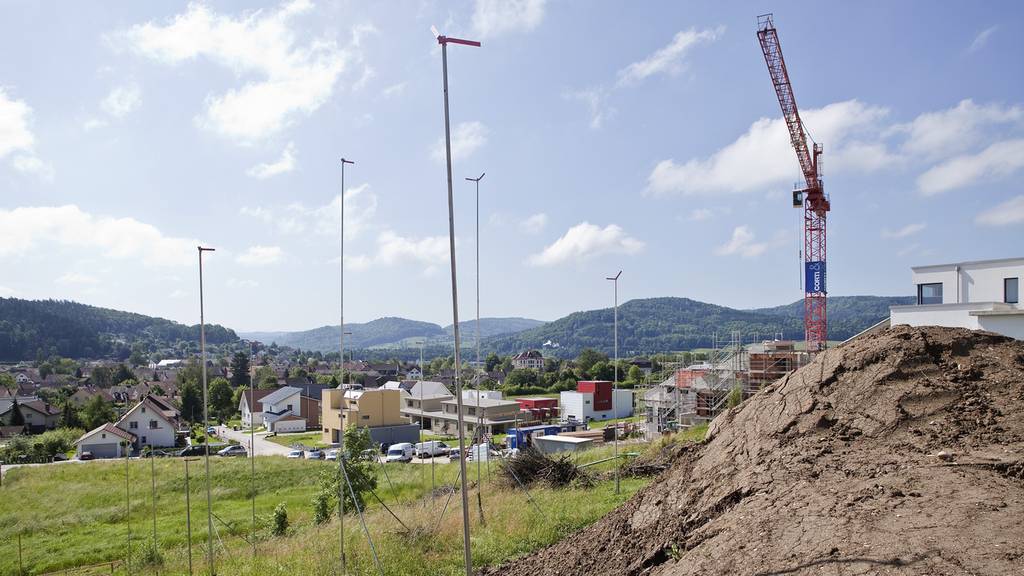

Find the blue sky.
[{"left": 1, "top": 1, "right": 1022, "bottom": 332}]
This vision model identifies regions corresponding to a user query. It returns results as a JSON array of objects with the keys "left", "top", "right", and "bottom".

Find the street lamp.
[
  {"left": 606, "top": 270, "right": 621, "bottom": 495},
  {"left": 434, "top": 25, "right": 480, "bottom": 576},
  {"left": 197, "top": 245, "right": 216, "bottom": 575},
  {"left": 339, "top": 157, "right": 354, "bottom": 575}
]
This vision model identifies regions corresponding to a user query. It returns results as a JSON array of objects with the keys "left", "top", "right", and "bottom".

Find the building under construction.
[{"left": 643, "top": 336, "right": 810, "bottom": 438}]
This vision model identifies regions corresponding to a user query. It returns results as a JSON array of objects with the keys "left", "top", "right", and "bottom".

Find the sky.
[{"left": 1, "top": 0, "right": 1022, "bottom": 332}]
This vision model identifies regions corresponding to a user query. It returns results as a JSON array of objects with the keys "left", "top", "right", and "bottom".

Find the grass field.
[
  {"left": 265, "top": 432, "right": 329, "bottom": 449},
  {"left": 0, "top": 427, "right": 712, "bottom": 575}
]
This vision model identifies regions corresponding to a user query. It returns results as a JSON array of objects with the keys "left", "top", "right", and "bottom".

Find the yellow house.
[{"left": 322, "top": 388, "right": 405, "bottom": 444}]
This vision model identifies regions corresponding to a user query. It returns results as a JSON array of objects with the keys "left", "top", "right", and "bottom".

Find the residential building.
[
  {"left": 511, "top": 350, "right": 544, "bottom": 371},
  {"left": 437, "top": 396, "right": 520, "bottom": 437},
  {"left": 321, "top": 387, "right": 417, "bottom": 446},
  {"left": 260, "top": 386, "right": 305, "bottom": 433},
  {"left": 114, "top": 395, "right": 182, "bottom": 450},
  {"left": 559, "top": 381, "right": 633, "bottom": 422},
  {"left": 19, "top": 400, "right": 61, "bottom": 433},
  {"left": 890, "top": 257, "right": 1023, "bottom": 340},
  {"left": 74, "top": 423, "right": 136, "bottom": 458},
  {"left": 239, "top": 389, "right": 275, "bottom": 427}
]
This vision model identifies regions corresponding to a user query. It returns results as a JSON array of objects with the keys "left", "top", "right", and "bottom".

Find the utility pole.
[
  {"left": 606, "top": 271, "right": 621, "bottom": 495},
  {"left": 184, "top": 458, "right": 195, "bottom": 576},
  {"left": 248, "top": 340, "right": 257, "bottom": 558},
  {"left": 465, "top": 172, "right": 487, "bottom": 520},
  {"left": 434, "top": 25, "right": 481, "bottom": 576},
  {"left": 197, "top": 245, "right": 216, "bottom": 576},
  {"left": 339, "top": 156, "right": 354, "bottom": 575}
]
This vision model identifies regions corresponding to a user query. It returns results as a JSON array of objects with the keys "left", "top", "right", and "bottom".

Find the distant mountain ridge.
[
  {"left": 240, "top": 317, "right": 544, "bottom": 352},
  {"left": 0, "top": 298, "right": 238, "bottom": 361},
  {"left": 485, "top": 295, "right": 915, "bottom": 357}
]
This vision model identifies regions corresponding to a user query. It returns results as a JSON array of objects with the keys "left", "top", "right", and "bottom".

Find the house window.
[
  {"left": 149, "top": 420, "right": 159, "bottom": 429},
  {"left": 917, "top": 283, "right": 943, "bottom": 305},
  {"left": 1006, "top": 278, "right": 1019, "bottom": 304},
  {"left": 361, "top": 415, "right": 369, "bottom": 420},
  {"left": 141, "top": 407, "right": 146, "bottom": 413},
  {"left": 286, "top": 404, "right": 292, "bottom": 411},
  {"left": 129, "top": 421, "right": 139, "bottom": 429},
  {"left": 142, "top": 436, "right": 147, "bottom": 444}
]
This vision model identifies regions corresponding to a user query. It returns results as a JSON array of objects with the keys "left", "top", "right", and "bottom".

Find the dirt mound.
[{"left": 481, "top": 326, "right": 1024, "bottom": 575}]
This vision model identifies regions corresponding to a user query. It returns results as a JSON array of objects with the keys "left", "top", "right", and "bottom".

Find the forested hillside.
[{"left": 0, "top": 298, "right": 238, "bottom": 361}]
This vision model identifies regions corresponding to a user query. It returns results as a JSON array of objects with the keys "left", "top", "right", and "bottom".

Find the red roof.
[{"left": 76, "top": 422, "right": 136, "bottom": 445}]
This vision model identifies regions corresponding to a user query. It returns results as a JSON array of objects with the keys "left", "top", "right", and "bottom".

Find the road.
[{"left": 214, "top": 425, "right": 293, "bottom": 457}]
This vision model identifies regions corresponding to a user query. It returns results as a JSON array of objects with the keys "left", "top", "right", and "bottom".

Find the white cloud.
[
  {"left": 82, "top": 117, "right": 108, "bottom": 131},
  {"left": 0, "top": 205, "right": 198, "bottom": 267},
  {"left": 381, "top": 82, "right": 406, "bottom": 98},
  {"left": 881, "top": 222, "right": 926, "bottom": 239},
  {"left": 519, "top": 213, "right": 548, "bottom": 234},
  {"left": 688, "top": 208, "right": 713, "bottom": 221},
  {"left": 714, "top": 226, "right": 767, "bottom": 258},
  {"left": 235, "top": 245, "right": 284, "bottom": 266},
  {"left": 471, "top": 0, "right": 546, "bottom": 40},
  {"left": 374, "top": 231, "right": 449, "bottom": 266},
  {"left": 562, "top": 87, "right": 615, "bottom": 130},
  {"left": 647, "top": 100, "right": 893, "bottom": 196},
  {"left": 56, "top": 272, "right": 100, "bottom": 285},
  {"left": 121, "top": 0, "right": 351, "bottom": 144},
  {"left": 916, "top": 139, "right": 1024, "bottom": 195},
  {"left": 101, "top": 82, "right": 142, "bottom": 118},
  {"left": 226, "top": 278, "right": 259, "bottom": 288},
  {"left": 975, "top": 195, "right": 1024, "bottom": 227},
  {"left": 528, "top": 222, "right": 643, "bottom": 267},
  {"left": 890, "top": 99, "right": 1022, "bottom": 160},
  {"left": 0, "top": 285, "right": 16, "bottom": 297},
  {"left": 969, "top": 26, "right": 997, "bottom": 52},
  {"left": 0, "top": 88, "right": 49, "bottom": 179},
  {"left": 617, "top": 26, "right": 723, "bottom": 86},
  {"left": 247, "top": 142, "right": 297, "bottom": 179},
  {"left": 169, "top": 288, "right": 188, "bottom": 299},
  {"left": 431, "top": 121, "right": 488, "bottom": 163},
  {"left": 240, "top": 183, "right": 378, "bottom": 239}
]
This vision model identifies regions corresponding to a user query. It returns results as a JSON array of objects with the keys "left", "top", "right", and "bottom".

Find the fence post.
[{"left": 18, "top": 532, "right": 24, "bottom": 576}]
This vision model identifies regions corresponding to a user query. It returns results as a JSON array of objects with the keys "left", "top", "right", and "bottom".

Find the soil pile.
[{"left": 481, "top": 326, "right": 1024, "bottom": 575}]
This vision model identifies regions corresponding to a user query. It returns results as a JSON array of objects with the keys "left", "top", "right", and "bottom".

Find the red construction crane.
[{"left": 757, "top": 13, "right": 829, "bottom": 352}]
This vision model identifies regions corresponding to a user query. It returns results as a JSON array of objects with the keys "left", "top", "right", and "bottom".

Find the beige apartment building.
[{"left": 321, "top": 388, "right": 405, "bottom": 444}]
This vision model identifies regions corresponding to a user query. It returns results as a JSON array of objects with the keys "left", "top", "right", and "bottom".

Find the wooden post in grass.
[
  {"left": 184, "top": 458, "right": 195, "bottom": 576},
  {"left": 150, "top": 446, "right": 158, "bottom": 558},
  {"left": 124, "top": 441, "right": 132, "bottom": 574},
  {"left": 17, "top": 531, "right": 23, "bottom": 575}
]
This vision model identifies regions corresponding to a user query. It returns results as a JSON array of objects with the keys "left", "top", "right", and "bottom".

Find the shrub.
[
  {"left": 726, "top": 384, "right": 744, "bottom": 409},
  {"left": 312, "top": 490, "right": 331, "bottom": 525},
  {"left": 272, "top": 503, "right": 288, "bottom": 536}
]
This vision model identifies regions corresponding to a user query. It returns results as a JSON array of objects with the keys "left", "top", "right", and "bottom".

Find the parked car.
[
  {"left": 78, "top": 451, "right": 94, "bottom": 461},
  {"left": 324, "top": 449, "right": 339, "bottom": 461},
  {"left": 179, "top": 443, "right": 226, "bottom": 457},
  {"left": 385, "top": 443, "right": 414, "bottom": 463},
  {"left": 217, "top": 445, "right": 247, "bottom": 457},
  {"left": 360, "top": 448, "right": 379, "bottom": 462},
  {"left": 447, "top": 447, "right": 464, "bottom": 460},
  {"left": 415, "top": 441, "right": 449, "bottom": 458},
  {"left": 307, "top": 448, "right": 325, "bottom": 460},
  {"left": 206, "top": 426, "right": 217, "bottom": 435},
  {"left": 286, "top": 449, "right": 305, "bottom": 459}
]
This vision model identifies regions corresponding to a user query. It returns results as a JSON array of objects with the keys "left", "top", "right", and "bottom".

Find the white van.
[
  {"left": 385, "top": 442, "right": 414, "bottom": 462},
  {"left": 414, "top": 440, "right": 449, "bottom": 458}
]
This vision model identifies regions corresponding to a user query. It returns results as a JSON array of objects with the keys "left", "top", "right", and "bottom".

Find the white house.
[
  {"left": 890, "top": 257, "right": 1023, "bottom": 340},
  {"left": 260, "top": 386, "right": 305, "bottom": 432},
  {"left": 75, "top": 423, "right": 135, "bottom": 458},
  {"left": 114, "top": 396, "right": 179, "bottom": 450},
  {"left": 239, "top": 389, "right": 274, "bottom": 427}
]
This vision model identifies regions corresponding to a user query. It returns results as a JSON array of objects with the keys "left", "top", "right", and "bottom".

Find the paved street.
[{"left": 214, "top": 425, "right": 293, "bottom": 457}]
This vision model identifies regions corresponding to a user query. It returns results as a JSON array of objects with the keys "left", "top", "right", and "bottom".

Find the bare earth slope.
[{"left": 482, "top": 326, "right": 1024, "bottom": 575}]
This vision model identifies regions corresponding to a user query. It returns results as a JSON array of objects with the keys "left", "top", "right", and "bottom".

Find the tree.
[
  {"left": 312, "top": 426, "right": 378, "bottom": 523},
  {"left": 589, "top": 361, "right": 615, "bottom": 382},
  {"left": 484, "top": 352, "right": 501, "bottom": 372},
  {"left": 543, "top": 357, "right": 561, "bottom": 373},
  {"left": 81, "top": 395, "right": 115, "bottom": 430},
  {"left": 38, "top": 361, "right": 54, "bottom": 380},
  {"left": 288, "top": 366, "right": 309, "bottom": 379},
  {"left": 180, "top": 380, "right": 202, "bottom": 424},
  {"left": 627, "top": 365, "right": 643, "bottom": 384},
  {"left": 0, "top": 372, "right": 14, "bottom": 393},
  {"left": 60, "top": 400, "right": 82, "bottom": 429},
  {"left": 6, "top": 399, "right": 25, "bottom": 426},
  {"left": 230, "top": 352, "right": 251, "bottom": 387},
  {"left": 504, "top": 368, "right": 539, "bottom": 389},
  {"left": 111, "top": 364, "right": 135, "bottom": 386},
  {"left": 255, "top": 366, "right": 279, "bottom": 389},
  {"left": 209, "top": 377, "right": 234, "bottom": 422},
  {"left": 575, "top": 348, "right": 608, "bottom": 376}
]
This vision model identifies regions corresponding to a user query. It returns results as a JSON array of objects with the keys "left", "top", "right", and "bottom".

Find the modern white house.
[
  {"left": 260, "top": 386, "right": 306, "bottom": 432},
  {"left": 74, "top": 395, "right": 183, "bottom": 458},
  {"left": 890, "top": 257, "right": 1023, "bottom": 340},
  {"left": 559, "top": 381, "right": 634, "bottom": 423}
]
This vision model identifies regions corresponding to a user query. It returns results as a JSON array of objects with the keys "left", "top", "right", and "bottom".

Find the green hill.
[
  {"left": 0, "top": 298, "right": 238, "bottom": 361},
  {"left": 486, "top": 295, "right": 913, "bottom": 357}
]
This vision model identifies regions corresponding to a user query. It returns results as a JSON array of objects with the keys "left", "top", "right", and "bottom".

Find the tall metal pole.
[
  {"left": 339, "top": 157, "right": 353, "bottom": 575},
  {"left": 248, "top": 341, "right": 256, "bottom": 557},
  {"left": 198, "top": 245, "right": 216, "bottom": 576},
  {"left": 606, "top": 270, "right": 621, "bottom": 495},
  {"left": 436, "top": 29, "right": 481, "bottom": 576},
  {"left": 184, "top": 458, "right": 194, "bottom": 576},
  {"left": 465, "top": 171, "right": 486, "bottom": 524},
  {"left": 125, "top": 443, "right": 132, "bottom": 573},
  {"left": 151, "top": 446, "right": 157, "bottom": 557}
]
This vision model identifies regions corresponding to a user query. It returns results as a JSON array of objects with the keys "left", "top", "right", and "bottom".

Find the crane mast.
[{"left": 757, "top": 13, "right": 829, "bottom": 352}]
